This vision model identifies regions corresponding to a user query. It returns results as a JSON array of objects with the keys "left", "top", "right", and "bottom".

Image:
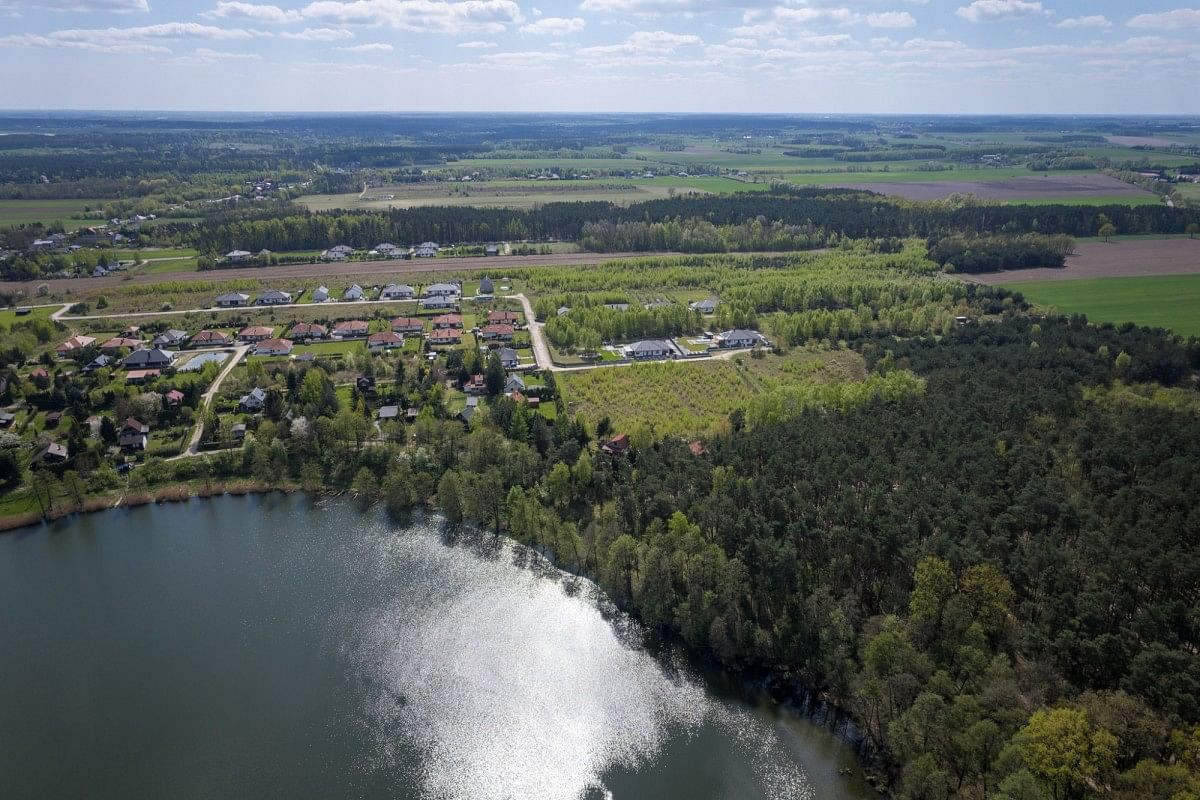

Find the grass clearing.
[
  {"left": 0, "top": 199, "right": 107, "bottom": 228},
  {"left": 558, "top": 347, "right": 865, "bottom": 437},
  {"left": 1004, "top": 274, "right": 1200, "bottom": 336}
]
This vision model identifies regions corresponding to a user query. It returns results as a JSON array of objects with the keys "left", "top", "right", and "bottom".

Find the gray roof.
[
  {"left": 216, "top": 292, "right": 248, "bottom": 303},
  {"left": 497, "top": 347, "right": 519, "bottom": 363},
  {"left": 425, "top": 282, "right": 459, "bottom": 294},
  {"left": 457, "top": 406, "right": 476, "bottom": 422},
  {"left": 258, "top": 290, "right": 291, "bottom": 302},
  {"left": 721, "top": 329, "right": 761, "bottom": 341},
  {"left": 691, "top": 299, "right": 718, "bottom": 311},
  {"left": 479, "top": 277, "right": 494, "bottom": 292},
  {"left": 377, "top": 405, "right": 400, "bottom": 419},
  {"left": 122, "top": 348, "right": 174, "bottom": 367},
  {"left": 627, "top": 340, "right": 671, "bottom": 353},
  {"left": 343, "top": 284, "right": 364, "bottom": 299}
]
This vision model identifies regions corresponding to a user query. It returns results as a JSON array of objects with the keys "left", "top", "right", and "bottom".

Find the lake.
[{"left": 0, "top": 494, "right": 870, "bottom": 800}]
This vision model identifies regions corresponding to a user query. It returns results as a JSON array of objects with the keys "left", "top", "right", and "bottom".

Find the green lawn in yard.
[
  {"left": 0, "top": 305, "right": 57, "bottom": 326},
  {"left": 1004, "top": 274, "right": 1200, "bottom": 337}
]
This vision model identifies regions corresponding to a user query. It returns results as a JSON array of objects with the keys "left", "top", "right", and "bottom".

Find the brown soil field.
[
  {"left": 963, "top": 239, "right": 1200, "bottom": 284},
  {"left": 0, "top": 252, "right": 660, "bottom": 296},
  {"left": 829, "top": 174, "right": 1151, "bottom": 201},
  {"left": 1105, "top": 135, "right": 1188, "bottom": 148}
]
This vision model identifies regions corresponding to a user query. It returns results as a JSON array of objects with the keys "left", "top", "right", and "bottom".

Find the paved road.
[
  {"left": 0, "top": 251, "right": 673, "bottom": 295},
  {"left": 170, "top": 345, "right": 249, "bottom": 459}
]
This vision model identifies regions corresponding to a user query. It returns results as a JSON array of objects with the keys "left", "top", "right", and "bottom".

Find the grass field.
[
  {"left": 0, "top": 199, "right": 107, "bottom": 229},
  {"left": 1004, "top": 274, "right": 1200, "bottom": 336},
  {"left": 558, "top": 348, "right": 866, "bottom": 437}
]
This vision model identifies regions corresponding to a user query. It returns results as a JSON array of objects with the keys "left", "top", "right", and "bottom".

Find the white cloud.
[
  {"left": 954, "top": 0, "right": 1050, "bottom": 23},
  {"left": 336, "top": 42, "right": 394, "bottom": 50},
  {"left": 203, "top": 2, "right": 301, "bottom": 22},
  {"left": 49, "top": 23, "right": 259, "bottom": 45},
  {"left": 579, "top": 30, "right": 701, "bottom": 56},
  {"left": 865, "top": 11, "right": 916, "bottom": 28},
  {"left": 477, "top": 50, "right": 564, "bottom": 67},
  {"left": 299, "top": 0, "right": 524, "bottom": 34},
  {"left": 1055, "top": 15, "right": 1110, "bottom": 29},
  {"left": 172, "top": 47, "right": 263, "bottom": 64},
  {"left": 1127, "top": 9, "right": 1200, "bottom": 30},
  {"left": 457, "top": 39, "right": 497, "bottom": 47},
  {"left": 520, "top": 16, "right": 585, "bottom": 35},
  {"left": 0, "top": 33, "right": 167, "bottom": 53},
  {"left": 279, "top": 26, "right": 355, "bottom": 39}
]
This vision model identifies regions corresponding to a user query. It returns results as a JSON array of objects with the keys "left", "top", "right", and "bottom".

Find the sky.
[{"left": 0, "top": 0, "right": 1198, "bottom": 113}]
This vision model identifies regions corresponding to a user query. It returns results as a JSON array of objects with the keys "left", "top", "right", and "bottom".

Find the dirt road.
[{"left": 170, "top": 345, "right": 249, "bottom": 459}]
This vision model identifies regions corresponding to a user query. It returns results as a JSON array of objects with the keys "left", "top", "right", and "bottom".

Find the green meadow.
[{"left": 1004, "top": 274, "right": 1200, "bottom": 337}]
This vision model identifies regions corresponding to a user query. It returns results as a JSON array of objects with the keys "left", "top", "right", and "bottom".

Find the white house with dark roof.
[
  {"left": 224, "top": 250, "right": 252, "bottom": 263},
  {"left": 380, "top": 283, "right": 415, "bottom": 300},
  {"left": 239, "top": 387, "right": 267, "bottom": 411},
  {"left": 215, "top": 292, "right": 249, "bottom": 308},
  {"left": 715, "top": 329, "right": 765, "bottom": 348},
  {"left": 424, "top": 282, "right": 459, "bottom": 297},
  {"left": 414, "top": 242, "right": 439, "bottom": 258},
  {"left": 152, "top": 329, "right": 189, "bottom": 348},
  {"left": 690, "top": 298, "right": 718, "bottom": 314},
  {"left": 623, "top": 340, "right": 673, "bottom": 360},
  {"left": 419, "top": 296, "right": 457, "bottom": 310},
  {"left": 342, "top": 284, "right": 365, "bottom": 301},
  {"left": 122, "top": 348, "right": 175, "bottom": 369},
  {"left": 257, "top": 290, "right": 292, "bottom": 306},
  {"left": 312, "top": 286, "right": 330, "bottom": 303},
  {"left": 497, "top": 347, "right": 520, "bottom": 369}
]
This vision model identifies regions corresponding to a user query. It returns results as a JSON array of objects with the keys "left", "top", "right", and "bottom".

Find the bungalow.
[
  {"left": 497, "top": 347, "right": 519, "bottom": 369},
  {"left": 124, "top": 369, "right": 160, "bottom": 384},
  {"left": 119, "top": 417, "right": 149, "bottom": 451},
  {"left": 224, "top": 249, "right": 252, "bottom": 263},
  {"left": 82, "top": 354, "right": 114, "bottom": 373},
  {"left": 367, "top": 331, "right": 404, "bottom": 350},
  {"left": 479, "top": 324, "right": 514, "bottom": 342},
  {"left": 31, "top": 442, "right": 68, "bottom": 466},
  {"left": 390, "top": 316, "right": 424, "bottom": 334},
  {"left": 715, "top": 329, "right": 764, "bottom": 349},
  {"left": 478, "top": 277, "right": 495, "bottom": 296},
  {"left": 257, "top": 289, "right": 292, "bottom": 306},
  {"left": 342, "top": 284, "right": 365, "bottom": 301},
  {"left": 601, "top": 433, "right": 631, "bottom": 456},
  {"left": 414, "top": 242, "right": 439, "bottom": 258},
  {"left": 333, "top": 320, "right": 369, "bottom": 338},
  {"left": 373, "top": 243, "right": 404, "bottom": 258},
  {"left": 484, "top": 245, "right": 500, "bottom": 256},
  {"left": 239, "top": 387, "right": 267, "bottom": 411},
  {"left": 487, "top": 310, "right": 519, "bottom": 324},
  {"left": 99, "top": 337, "right": 143, "bottom": 353},
  {"left": 56, "top": 335, "right": 97, "bottom": 357},
  {"left": 377, "top": 405, "right": 401, "bottom": 420},
  {"left": 312, "top": 286, "right": 330, "bottom": 303},
  {"left": 504, "top": 374, "right": 526, "bottom": 393},
  {"left": 231, "top": 423, "right": 247, "bottom": 441},
  {"left": 690, "top": 298, "right": 718, "bottom": 314},
  {"left": 380, "top": 283, "right": 415, "bottom": 300},
  {"left": 238, "top": 326, "right": 275, "bottom": 343},
  {"left": 122, "top": 348, "right": 175, "bottom": 369},
  {"left": 289, "top": 322, "right": 327, "bottom": 341},
  {"left": 215, "top": 292, "right": 249, "bottom": 308},
  {"left": 419, "top": 296, "right": 457, "bottom": 310},
  {"left": 424, "top": 282, "right": 459, "bottom": 297},
  {"left": 254, "top": 338, "right": 294, "bottom": 357},
  {"left": 624, "top": 340, "right": 673, "bottom": 360},
  {"left": 321, "top": 245, "right": 353, "bottom": 262},
  {"left": 463, "top": 374, "right": 487, "bottom": 395},
  {"left": 457, "top": 405, "right": 476, "bottom": 424},
  {"left": 191, "top": 330, "right": 233, "bottom": 347},
  {"left": 165, "top": 389, "right": 185, "bottom": 407},
  {"left": 431, "top": 314, "right": 463, "bottom": 329},
  {"left": 427, "top": 329, "right": 462, "bottom": 346},
  {"left": 152, "top": 329, "right": 189, "bottom": 348}
]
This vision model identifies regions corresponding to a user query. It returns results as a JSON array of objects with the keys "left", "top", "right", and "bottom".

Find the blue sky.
[{"left": 0, "top": 0, "right": 1198, "bottom": 112}]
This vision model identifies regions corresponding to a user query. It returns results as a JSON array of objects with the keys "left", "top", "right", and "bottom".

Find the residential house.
[
  {"left": 497, "top": 347, "right": 519, "bottom": 369},
  {"left": 191, "top": 330, "right": 233, "bottom": 347},
  {"left": 29, "top": 367, "right": 50, "bottom": 388},
  {"left": 238, "top": 326, "right": 275, "bottom": 343},
  {"left": 321, "top": 245, "right": 353, "bottom": 262},
  {"left": 478, "top": 276, "right": 494, "bottom": 296},
  {"left": 289, "top": 322, "right": 327, "bottom": 341},
  {"left": 427, "top": 329, "right": 462, "bottom": 346},
  {"left": 311, "top": 286, "right": 330, "bottom": 303},
  {"left": 152, "top": 329, "right": 189, "bottom": 348},
  {"left": 367, "top": 331, "right": 404, "bottom": 350},
  {"left": 463, "top": 374, "right": 487, "bottom": 395},
  {"left": 556, "top": 306, "right": 571, "bottom": 316},
  {"left": 253, "top": 338, "right": 294, "bottom": 357},
  {"left": 82, "top": 354, "right": 114, "bottom": 373},
  {"left": 715, "top": 329, "right": 764, "bottom": 348},
  {"left": 122, "top": 348, "right": 175, "bottom": 369},
  {"left": 31, "top": 442, "right": 68, "bottom": 466},
  {"left": 504, "top": 374, "right": 526, "bottom": 393},
  {"left": 56, "top": 335, "right": 97, "bottom": 357},
  {"left": 257, "top": 289, "right": 292, "bottom": 306},
  {"left": 44, "top": 411, "right": 62, "bottom": 427},
  {"left": 484, "top": 245, "right": 500, "bottom": 256},
  {"left": 373, "top": 243, "right": 404, "bottom": 258},
  {"left": 92, "top": 266, "right": 109, "bottom": 278},
  {"left": 239, "top": 387, "right": 267, "bottom": 411},
  {"left": 390, "top": 316, "right": 424, "bottom": 334},
  {"left": 624, "top": 340, "right": 673, "bottom": 360},
  {"left": 99, "top": 337, "right": 142, "bottom": 353},
  {"left": 601, "top": 434, "right": 631, "bottom": 456},
  {"left": 356, "top": 376, "right": 376, "bottom": 394},
  {"left": 457, "top": 405, "right": 476, "bottom": 424},
  {"left": 124, "top": 369, "right": 160, "bottom": 384},
  {"left": 487, "top": 310, "right": 519, "bottom": 324},
  {"left": 419, "top": 296, "right": 457, "bottom": 310},
  {"left": 231, "top": 423, "right": 247, "bottom": 441},
  {"left": 690, "top": 298, "right": 718, "bottom": 314},
  {"left": 431, "top": 314, "right": 463, "bottom": 329},
  {"left": 165, "top": 389, "right": 185, "bottom": 407},
  {"left": 414, "top": 242, "right": 439, "bottom": 258},
  {"left": 380, "top": 283, "right": 415, "bottom": 300},
  {"left": 377, "top": 405, "right": 400, "bottom": 420},
  {"left": 332, "top": 320, "right": 369, "bottom": 339},
  {"left": 424, "top": 282, "right": 459, "bottom": 297},
  {"left": 224, "top": 249, "right": 252, "bottom": 263},
  {"left": 479, "top": 324, "right": 514, "bottom": 342},
  {"left": 342, "top": 284, "right": 365, "bottom": 302},
  {"left": 119, "top": 418, "right": 149, "bottom": 451},
  {"left": 215, "top": 292, "right": 249, "bottom": 308}
]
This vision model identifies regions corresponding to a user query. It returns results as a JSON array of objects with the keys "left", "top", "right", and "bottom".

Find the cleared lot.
[
  {"left": 824, "top": 174, "right": 1154, "bottom": 202},
  {"left": 965, "top": 238, "right": 1200, "bottom": 284}
]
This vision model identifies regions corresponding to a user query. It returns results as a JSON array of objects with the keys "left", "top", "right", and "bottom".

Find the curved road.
[{"left": 169, "top": 345, "right": 249, "bottom": 460}]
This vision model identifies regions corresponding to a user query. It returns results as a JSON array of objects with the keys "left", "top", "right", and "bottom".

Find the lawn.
[
  {"left": 0, "top": 305, "right": 57, "bottom": 327},
  {"left": 0, "top": 199, "right": 107, "bottom": 228},
  {"left": 558, "top": 348, "right": 865, "bottom": 437},
  {"left": 1004, "top": 274, "right": 1200, "bottom": 337}
]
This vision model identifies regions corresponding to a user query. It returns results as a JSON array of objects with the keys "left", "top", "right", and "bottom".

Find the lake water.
[{"left": 0, "top": 494, "right": 870, "bottom": 800}]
